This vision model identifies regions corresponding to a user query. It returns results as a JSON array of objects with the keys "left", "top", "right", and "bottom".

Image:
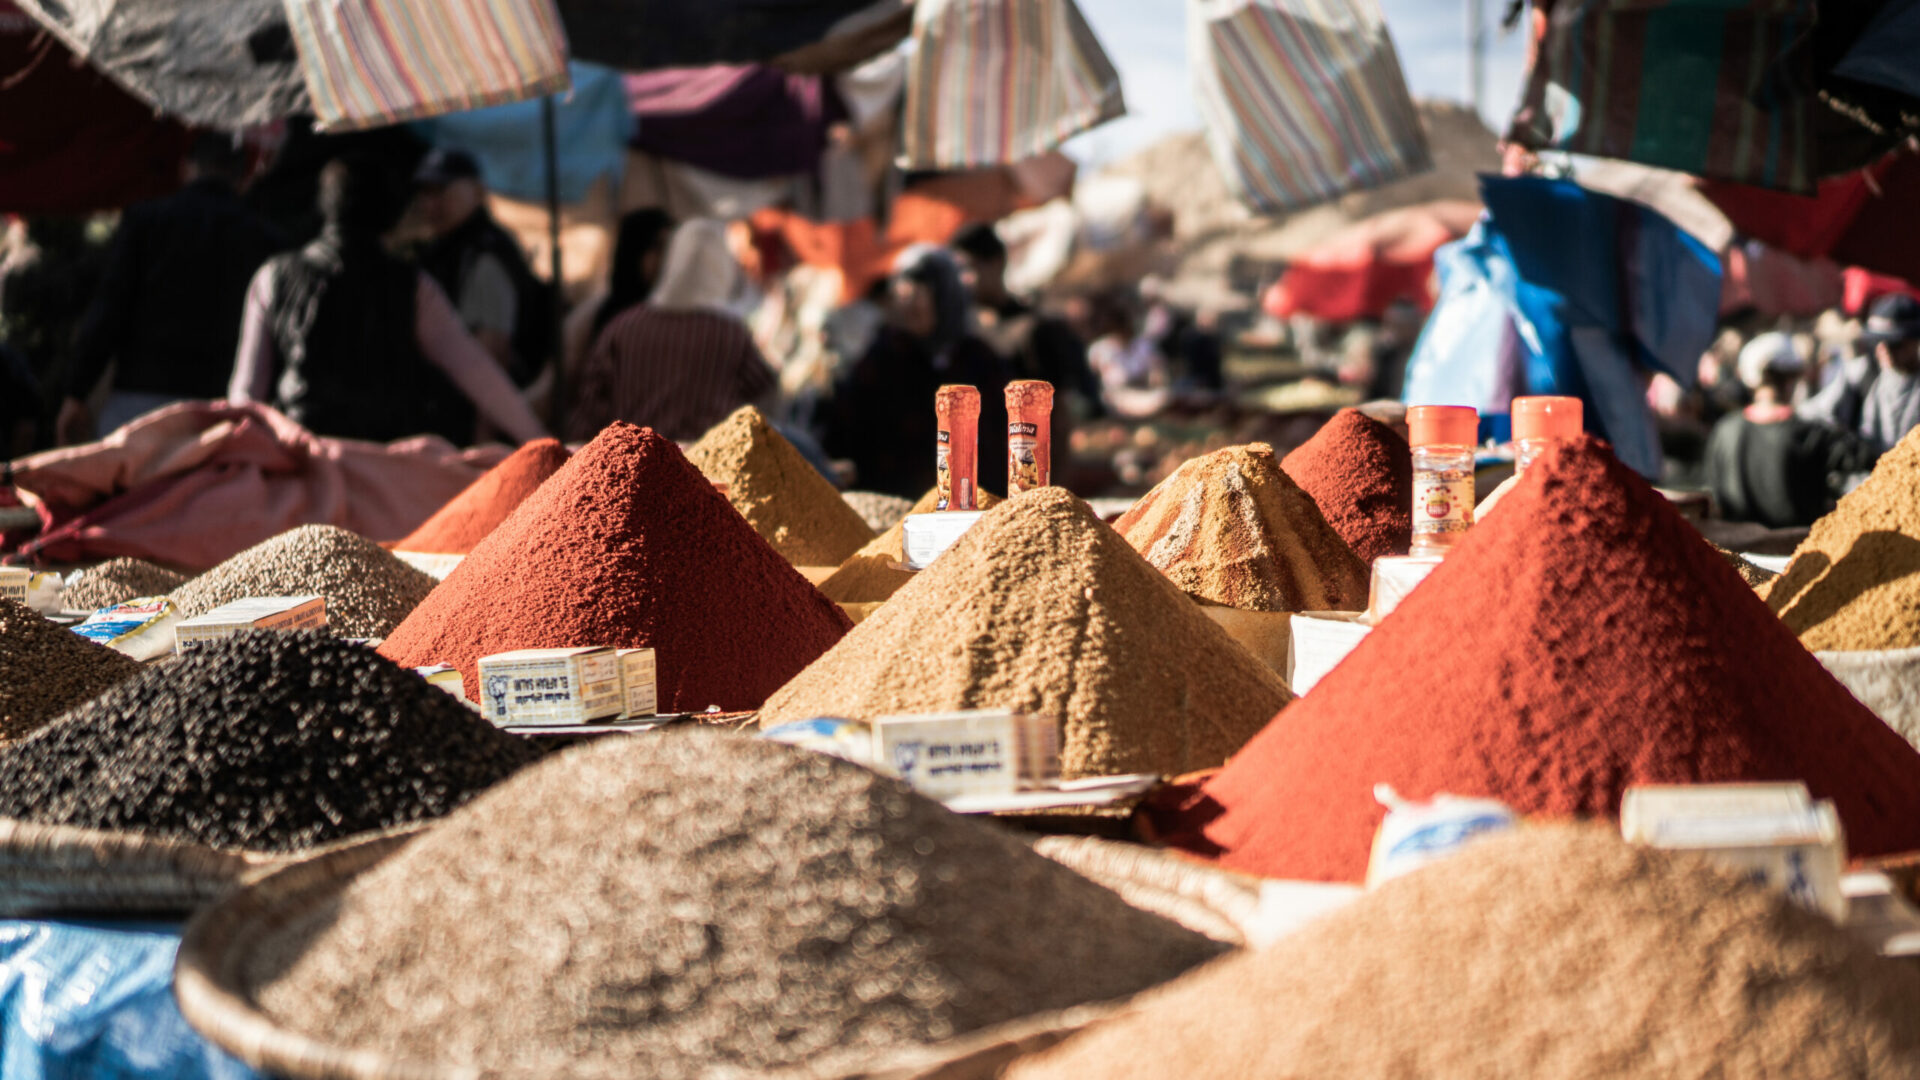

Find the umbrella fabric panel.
[
  {"left": 286, "top": 0, "right": 571, "bottom": 133},
  {"left": 1702, "top": 151, "right": 1920, "bottom": 286},
  {"left": 554, "top": 0, "right": 896, "bottom": 70},
  {"left": 899, "top": 0, "right": 1125, "bottom": 169},
  {"left": 13, "top": 0, "right": 307, "bottom": 130},
  {"left": 1189, "top": 0, "right": 1432, "bottom": 215},
  {"left": 628, "top": 65, "right": 832, "bottom": 180},
  {"left": 414, "top": 62, "right": 630, "bottom": 204}
]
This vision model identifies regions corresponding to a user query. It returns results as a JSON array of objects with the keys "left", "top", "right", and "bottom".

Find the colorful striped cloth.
[
  {"left": 1190, "top": 0, "right": 1431, "bottom": 215},
  {"left": 284, "top": 0, "right": 572, "bottom": 132},
  {"left": 899, "top": 0, "right": 1125, "bottom": 170},
  {"left": 1506, "top": 0, "right": 1817, "bottom": 194}
]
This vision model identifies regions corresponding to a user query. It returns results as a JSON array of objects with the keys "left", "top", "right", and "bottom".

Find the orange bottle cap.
[
  {"left": 1512, "top": 396, "right": 1582, "bottom": 441},
  {"left": 935, "top": 385, "right": 981, "bottom": 419},
  {"left": 1407, "top": 405, "right": 1478, "bottom": 448}
]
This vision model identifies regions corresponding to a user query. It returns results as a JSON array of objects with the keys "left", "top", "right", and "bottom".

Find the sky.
[{"left": 1065, "top": 0, "right": 1530, "bottom": 165}]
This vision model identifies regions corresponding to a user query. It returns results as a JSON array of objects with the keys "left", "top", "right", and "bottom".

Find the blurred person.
[
  {"left": 0, "top": 343, "right": 37, "bottom": 458},
  {"left": 58, "top": 134, "right": 286, "bottom": 444},
  {"left": 824, "top": 246, "right": 1011, "bottom": 497},
  {"left": 227, "top": 154, "right": 547, "bottom": 446},
  {"left": 1706, "top": 332, "right": 1877, "bottom": 528},
  {"left": 532, "top": 209, "right": 674, "bottom": 418},
  {"left": 1850, "top": 295, "right": 1920, "bottom": 451},
  {"left": 565, "top": 219, "right": 775, "bottom": 443},
  {"left": 1367, "top": 299, "right": 1425, "bottom": 401},
  {"left": 1086, "top": 291, "right": 1168, "bottom": 418},
  {"left": 953, "top": 223, "right": 1102, "bottom": 413},
  {"left": 1139, "top": 275, "right": 1224, "bottom": 395}
]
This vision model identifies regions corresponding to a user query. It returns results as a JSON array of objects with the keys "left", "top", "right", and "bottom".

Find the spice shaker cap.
[
  {"left": 1407, "top": 405, "right": 1478, "bottom": 448},
  {"left": 1005, "top": 380, "right": 1055, "bottom": 411},
  {"left": 935, "top": 385, "right": 981, "bottom": 419},
  {"left": 1512, "top": 396, "right": 1583, "bottom": 442}
]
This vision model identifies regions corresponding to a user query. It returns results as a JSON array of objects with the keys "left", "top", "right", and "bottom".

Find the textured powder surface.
[
  {"left": 1767, "top": 425, "right": 1920, "bottom": 650},
  {"left": 686, "top": 406, "right": 876, "bottom": 566},
  {"left": 172, "top": 525, "right": 437, "bottom": 639},
  {"left": 1160, "top": 436, "right": 1920, "bottom": 882},
  {"left": 1714, "top": 544, "right": 1778, "bottom": 589},
  {"left": 395, "top": 438, "right": 569, "bottom": 554},
  {"left": 818, "top": 487, "right": 1004, "bottom": 604},
  {"left": 0, "top": 631, "right": 537, "bottom": 852},
  {"left": 1115, "top": 443, "right": 1368, "bottom": 612},
  {"left": 1280, "top": 409, "right": 1413, "bottom": 563},
  {"left": 1011, "top": 826, "right": 1920, "bottom": 1080},
  {"left": 380, "top": 423, "right": 851, "bottom": 713},
  {"left": 0, "top": 598, "right": 141, "bottom": 743},
  {"left": 250, "top": 733, "right": 1224, "bottom": 1080},
  {"left": 761, "top": 488, "right": 1292, "bottom": 779},
  {"left": 63, "top": 557, "right": 188, "bottom": 611},
  {"left": 843, "top": 491, "right": 915, "bottom": 534}
]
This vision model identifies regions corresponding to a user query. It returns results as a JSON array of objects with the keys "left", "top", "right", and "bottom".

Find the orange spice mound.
[
  {"left": 395, "top": 439, "right": 569, "bottom": 554},
  {"left": 817, "top": 486, "right": 1003, "bottom": 604},
  {"left": 1280, "top": 409, "right": 1412, "bottom": 563}
]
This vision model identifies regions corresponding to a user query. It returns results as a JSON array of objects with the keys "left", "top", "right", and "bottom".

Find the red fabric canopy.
[
  {"left": 1701, "top": 151, "right": 1920, "bottom": 286},
  {"left": 1262, "top": 200, "right": 1482, "bottom": 322}
]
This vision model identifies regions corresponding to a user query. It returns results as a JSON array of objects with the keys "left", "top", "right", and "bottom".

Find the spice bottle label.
[
  {"left": 1412, "top": 474, "right": 1473, "bottom": 535},
  {"left": 1008, "top": 422, "right": 1046, "bottom": 493}
]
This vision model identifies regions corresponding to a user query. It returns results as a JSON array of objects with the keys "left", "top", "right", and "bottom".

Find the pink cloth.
[{"left": 7, "top": 401, "right": 509, "bottom": 569}]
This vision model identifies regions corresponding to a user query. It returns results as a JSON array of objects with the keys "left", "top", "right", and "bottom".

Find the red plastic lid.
[
  {"left": 1407, "top": 405, "right": 1478, "bottom": 448},
  {"left": 1512, "top": 396, "right": 1583, "bottom": 441}
]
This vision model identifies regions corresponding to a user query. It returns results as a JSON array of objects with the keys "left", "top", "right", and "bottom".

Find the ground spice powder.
[
  {"left": 1766, "top": 424, "right": 1920, "bottom": 650},
  {"left": 817, "top": 486, "right": 1003, "bottom": 604},
  {"left": 251, "top": 732, "right": 1224, "bottom": 1080},
  {"left": 760, "top": 487, "right": 1292, "bottom": 778},
  {"left": 1010, "top": 826, "right": 1920, "bottom": 1080},
  {"left": 0, "top": 597, "right": 141, "bottom": 743},
  {"left": 1159, "top": 436, "right": 1920, "bottom": 881},
  {"left": 379, "top": 423, "right": 852, "bottom": 713},
  {"left": 394, "top": 438, "right": 569, "bottom": 554},
  {"left": 171, "top": 525, "right": 437, "bottom": 639},
  {"left": 1714, "top": 544, "right": 1777, "bottom": 589},
  {"left": 1116, "top": 443, "right": 1369, "bottom": 612},
  {"left": 685, "top": 405, "right": 876, "bottom": 566},
  {"left": 1280, "top": 408, "right": 1413, "bottom": 563}
]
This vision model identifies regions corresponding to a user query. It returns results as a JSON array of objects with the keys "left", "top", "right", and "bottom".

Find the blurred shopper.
[
  {"left": 952, "top": 223, "right": 1101, "bottom": 414},
  {"left": 228, "top": 155, "right": 547, "bottom": 446},
  {"left": 1706, "top": 332, "right": 1877, "bottom": 528},
  {"left": 1086, "top": 291, "right": 1169, "bottom": 419},
  {"left": 532, "top": 209, "right": 675, "bottom": 421},
  {"left": 58, "top": 135, "right": 285, "bottom": 444},
  {"left": 566, "top": 219, "right": 775, "bottom": 443},
  {"left": 1852, "top": 295, "right": 1920, "bottom": 452}
]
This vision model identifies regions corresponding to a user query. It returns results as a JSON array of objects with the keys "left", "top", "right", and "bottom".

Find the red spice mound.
[
  {"left": 1279, "top": 409, "right": 1412, "bottom": 563},
  {"left": 1160, "top": 435, "right": 1920, "bottom": 882},
  {"left": 396, "top": 439, "right": 569, "bottom": 554},
  {"left": 378, "top": 423, "right": 852, "bottom": 712}
]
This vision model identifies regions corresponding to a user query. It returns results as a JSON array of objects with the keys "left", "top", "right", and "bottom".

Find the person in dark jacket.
[
  {"left": 1707, "top": 332, "right": 1879, "bottom": 529},
  {"left": 57, "top": 134, "right": 286, "bottom": 444}
]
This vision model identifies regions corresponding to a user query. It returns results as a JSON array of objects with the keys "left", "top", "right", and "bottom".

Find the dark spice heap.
[
  {"left": 1116, "top": 443, "right": 1369, "bottom": 612},
  {"left": 251, "top": 732, "right": 1224, "bottom": 1080},
  {"left": 818, "top": 486, "right": 1003, "bottom": 604},
  {"left": 0, "top": 598, "right": 141, "bottom": 743},
  {"left": 0, "top": 630, "right": 538, "bottom": 852},
  {"left": 761, "top": 488, "right": 1292, "bottom": 779},
  {"left": 172, "top": 525, "right": 437, "bottom": 638},
  {"left": 394, "top": 438, "right": 569, "bottom": 554},
  {"left": 1009, "top": 827, "right": 1920, "bottom": 1080},
  {"left": 1158, "top": 437, "right": 1920, "bottom": 882},
  {"left": 380, "top": 423, "right": 851, "bottom": 713},
  {"left": 63, "top": 557, "right": 188, "bottom": 611},
  {"left": 1280, "top": 408, "right": 1413, "bottom": 563},
  {"left": 1767, "top": 424, "right": 1920, "bottom": 650},
  {"left": 685, "top": 405, "right": 876, "bottom": 566}
]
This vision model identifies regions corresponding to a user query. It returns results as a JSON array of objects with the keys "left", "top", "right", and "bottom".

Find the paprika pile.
[
  {"left": 1280, "top": 409, "right": 1413, "bottom": 563},
  {"left": 395, "top": 438, "right": 569, "bottom": 555}
]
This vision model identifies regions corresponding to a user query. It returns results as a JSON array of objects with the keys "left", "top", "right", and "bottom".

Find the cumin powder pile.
[
  {"left": 1116, "top": 443, "right": 1368, "bottom": 612},
  {"left": 686, "top": 406, "right": 875, "bottom": 566},
  {"left": 818, "top": 486, "right": 1002, "bottom": 604}
]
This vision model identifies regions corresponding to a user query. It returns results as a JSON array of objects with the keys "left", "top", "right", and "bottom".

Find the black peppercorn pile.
[
  {"left": 0, "top": 598, "right": 142, "bottom": 743},
  {"left": 0, "top": 629, "right": 540, "bottom": 852}
]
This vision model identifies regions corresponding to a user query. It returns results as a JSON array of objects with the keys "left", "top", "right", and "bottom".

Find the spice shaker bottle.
[
  {"left": 1512, "top": 396, "right": 1582, "bottom": 471},
  {"left": 934, "top": 385, "right": 980, "bottom": 511},
  {"left": 1005, "top": 380, "right": 1054, "bottom": 494},
  {"left": 1407, "top": 405, "right": 1477, "bottom": 557}
]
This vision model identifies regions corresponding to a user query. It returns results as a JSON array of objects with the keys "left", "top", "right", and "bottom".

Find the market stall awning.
[
  {"left": 1700, "top": 151, "right": 1920, "bottom": 287},
  {"left": 628, "top": 65, "right": 832, "bottom": 180},
  {"left": 555, "top": 0, "right": 908, "bottom": 71},
  {"left": 1261, "top": 200, "right": 1481, "bottom": 322}
]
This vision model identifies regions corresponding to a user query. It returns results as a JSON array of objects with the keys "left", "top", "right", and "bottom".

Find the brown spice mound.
[
  {"left": 1714, "top": 544, "right": 1777, "bottom": 589},
  {"left": 1010, "top": 825, "right": 1920, "bottom": 1080},
  {"left": 250, "top": 732, "right": 1224, "bottom": 1080},
  {"left": 172, "top": 525, "right": 437, "bottom": 639},
  {"left": 818, "top": 486, "right": 1004, "bottom": 604},
  {"left": 394, "top": 438, "right": 568, "bottom": 554},
  {"left": 1280, "top": 408, "right": 1413, "bottom": 563},
  {"left": 1115, "top": 443, "right": 1368, "bottom": 612},
  {"left": 1767, "top": 425, "right": 1920, "bottom": 649},
  {"left": 760, "top": 487, "right": 1292, "bottom": 778},
  {"left": 0, "top": 597, "right": 141, "bottom": 742},
  {"left": 686, "top": 406, "right": 876, "bottom": 566},
  {"left": 63, "top": 557, "right": 188, "bottom": 611}
]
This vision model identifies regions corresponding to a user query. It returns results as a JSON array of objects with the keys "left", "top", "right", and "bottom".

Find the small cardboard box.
[
  {"left": 617, "top": 648, "right": 657, "bottom": 718},
  {"left": 1622, "top": 782, "right": 1847, "bottom": 922},
  {"left": 175, "top": 596, "right": 326, "bottom": 653},
  {"left": 1287, "top": 612, "right": 1370, "bottom": 695},
  {"left": 0, "top": 567, "right": 29, "bottom": 604},
  {"left": 477, "top": 647, "right": 623, "bottom": 727},
  {"left": 870, "top": 709, "right": 1060, "bottom": 800}
]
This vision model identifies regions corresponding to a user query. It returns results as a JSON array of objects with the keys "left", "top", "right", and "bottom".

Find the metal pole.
[
  {"left": 542, "top": 94, "right": 565, "bottom": 437},
  {"left": 1466, "top": 0, "right": 1485, "bottom": 117}
]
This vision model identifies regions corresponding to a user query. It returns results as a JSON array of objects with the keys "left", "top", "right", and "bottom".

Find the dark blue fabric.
[
  {"left": 1834, "top": 0, "right": 1920, "bottom": 100},
  {"left": 413, "top": 63, "right": 632, "bottom": 205}
]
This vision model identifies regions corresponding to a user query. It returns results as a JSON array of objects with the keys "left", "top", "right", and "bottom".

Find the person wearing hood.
[
  {"left": 823, "top": 245, "right": 1011, "bottom": 498},
  {"left": 565, "top": 218, "right": 777, "bottom": 443},
  {"left": 227, "top": 154, "right": 548, "bottom": 446}
]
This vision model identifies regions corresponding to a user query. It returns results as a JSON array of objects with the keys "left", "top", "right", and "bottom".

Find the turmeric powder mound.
[
  {"left": 1767, "top": 425, "right": 1920, "bottom": 650},
  {"left": 686, "top": 406, "right": 876, "bottom": 567},
  {"left": 760, "top": 488, "right": 1292, "bottom": 779},
  {"left": 1116, "top": 443, "right": 1368, "bottom": 612},
  {"left": 818, "top": 486, "right": 1003, "bottom": 604}
]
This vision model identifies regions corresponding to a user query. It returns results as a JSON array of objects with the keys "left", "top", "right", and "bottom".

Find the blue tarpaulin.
[
  {"left": 412, "top": 61, "right": 632, "bottom": 205},
  {"left": 0, "top": 920, "right": 258, "bottom": 1080}
]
